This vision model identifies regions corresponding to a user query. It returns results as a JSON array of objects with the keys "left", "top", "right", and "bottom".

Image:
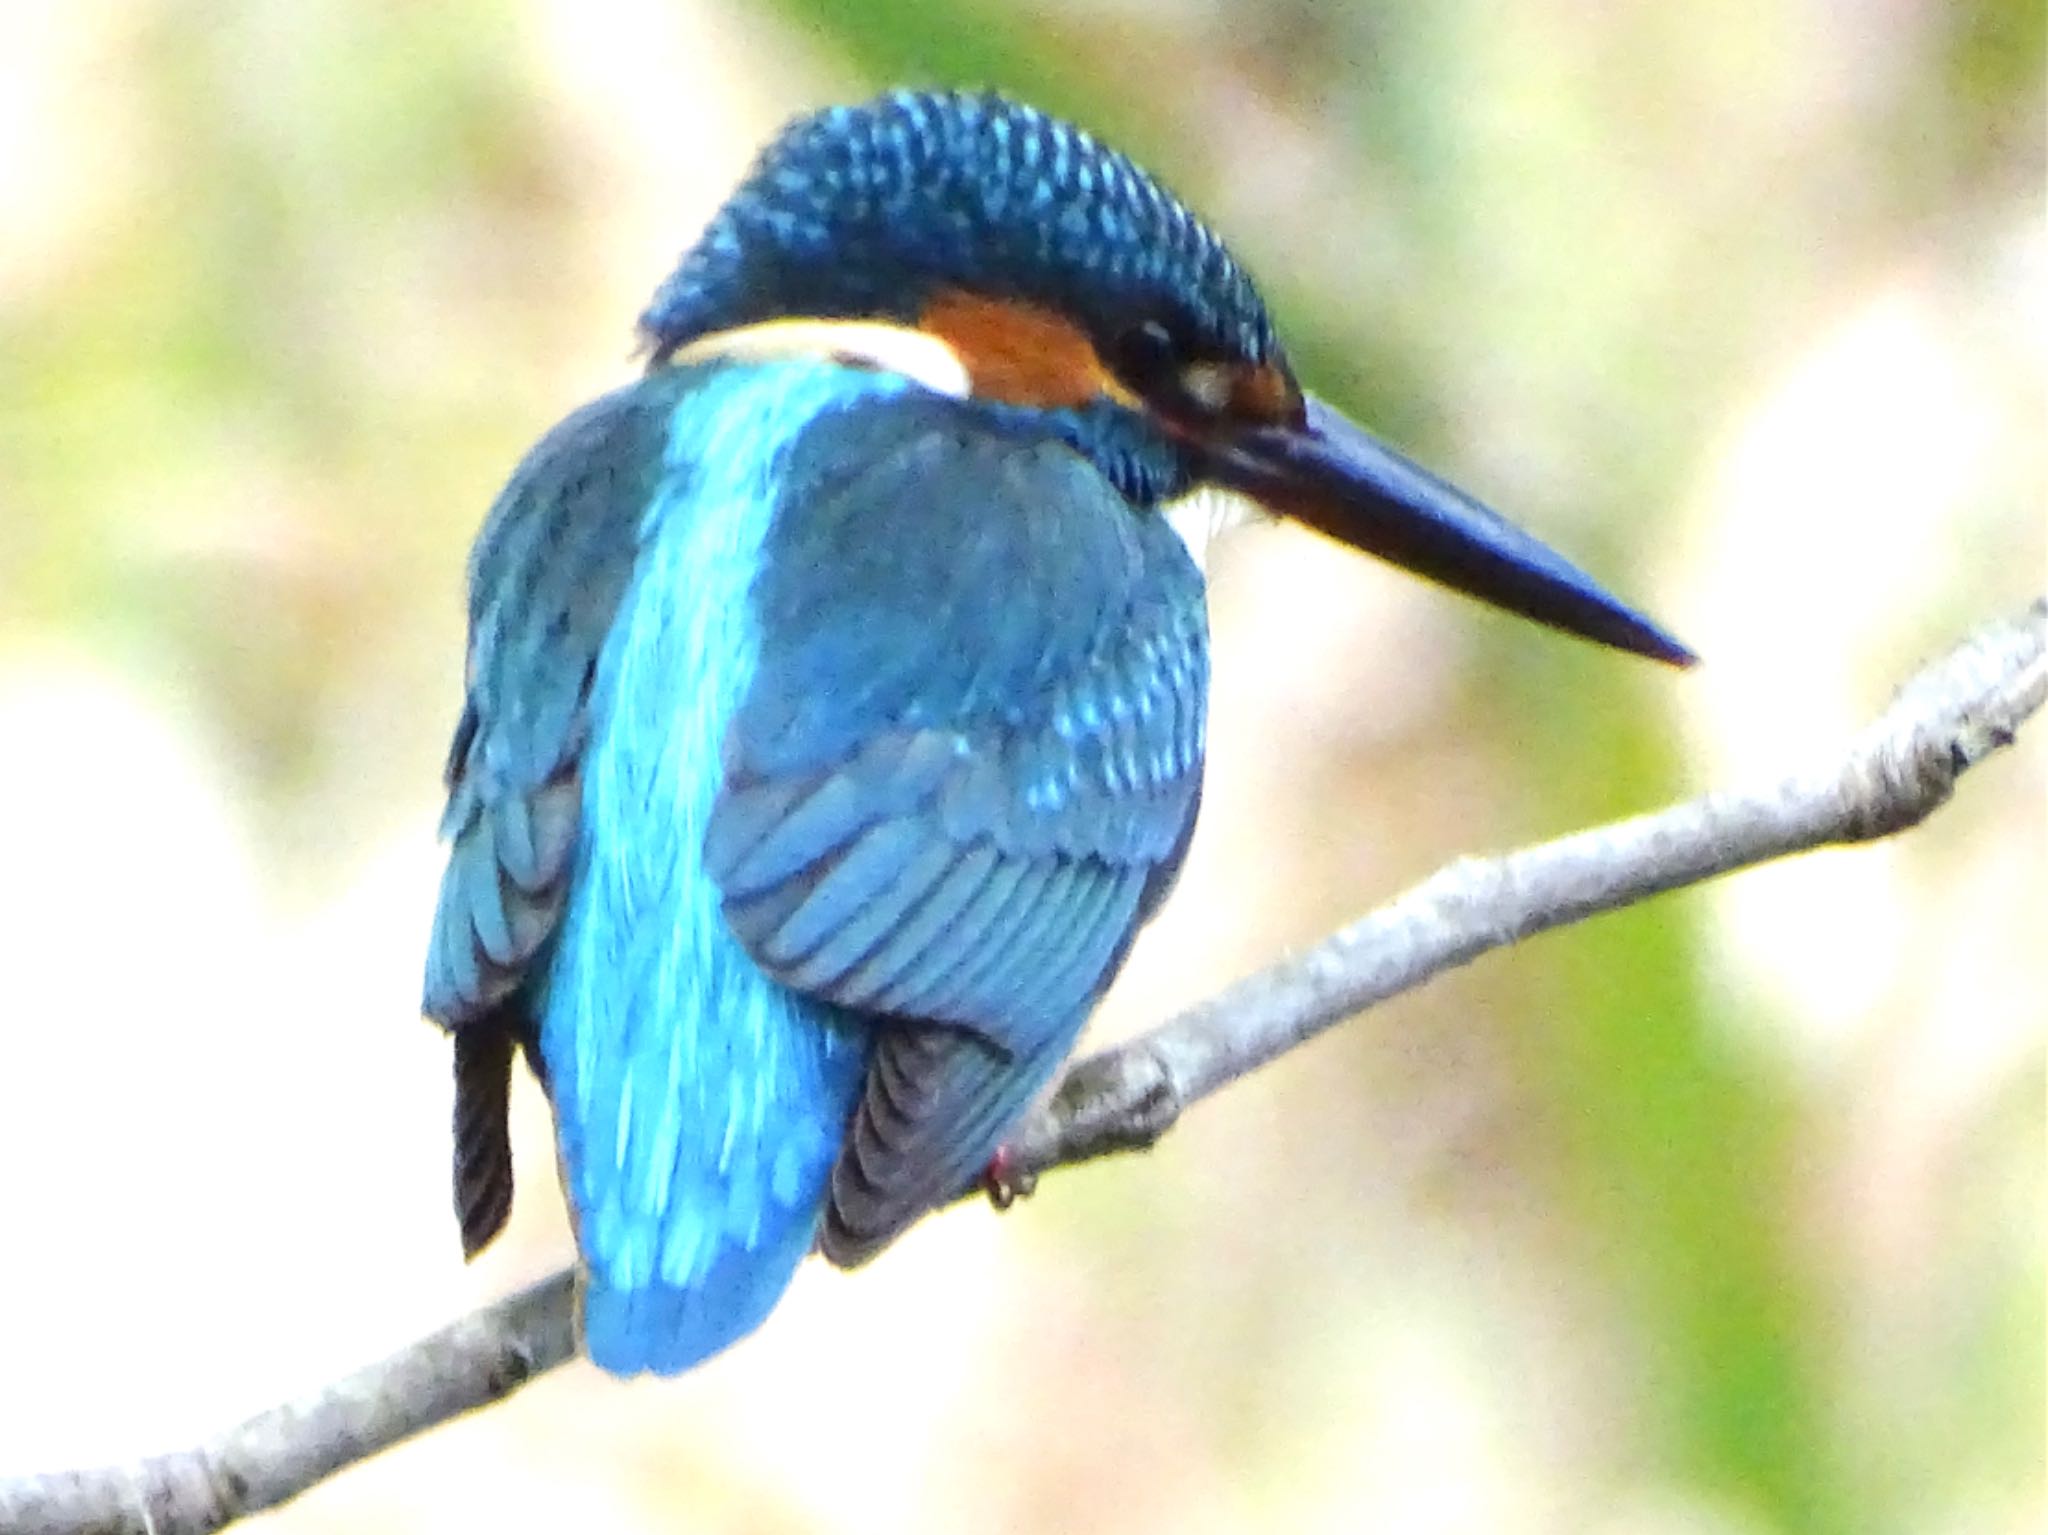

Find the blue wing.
[
  {"left": 705, "top": 395, "right": 1209, "bottom": 1263},
  {"left": 422, "top": 377, "right": 682, "bottom": 1257}
]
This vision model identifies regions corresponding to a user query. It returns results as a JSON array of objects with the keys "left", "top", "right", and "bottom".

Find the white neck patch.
[
  {"left": 1158, "top": 483, "right": 1269, "bottom": 573},
  {"left": 669, "top": 322, "right": 1269, "bottom": 573},
  {"left": 666, "top": 319, "right": 973, "bottom": 400}
]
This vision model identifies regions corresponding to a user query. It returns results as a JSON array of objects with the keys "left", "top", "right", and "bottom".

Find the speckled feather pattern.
[
  {"left": 701, "top": 391, "right": 1209, "bottom": 1261},
  {"left": 640, "top": 90, "right": 1276, "bottom": 372},
  {"left": 424, "top": 355, "right": 1214, "bottom": 1373},
  {"left": 418, "top": 84, "right": 1691, "bottom": 1376},
  {"left": 422, "top": 88, "right": 1246, "bottom": 1372}
]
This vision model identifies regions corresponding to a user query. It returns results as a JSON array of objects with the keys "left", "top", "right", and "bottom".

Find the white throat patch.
[{"left": 1158, "top": 483, "right": 1268, "bottom": 572}]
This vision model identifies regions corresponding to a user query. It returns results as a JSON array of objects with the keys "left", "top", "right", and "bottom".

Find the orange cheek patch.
[
  {"left": 919, "top": 290, "right": 1137, "bottom": 410},
  {"left": 1229, "top": 362, "right": 1302, "bottom": 426}
]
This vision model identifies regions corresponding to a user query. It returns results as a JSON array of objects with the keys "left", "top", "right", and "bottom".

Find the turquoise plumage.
[
  {"left": 536, "top": 362, "right": 884, "bottom": 1373},
  {"left": 425, "top": 355, "right": 1209, "bottom": 1373},
  {"left": 421, "top": 88, "right": 1687, "bottom": 1378}
]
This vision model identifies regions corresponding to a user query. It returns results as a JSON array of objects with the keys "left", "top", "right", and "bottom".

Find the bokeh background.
[{"left": 2, "top": 2, "right": 2042, "bottom": 1531}]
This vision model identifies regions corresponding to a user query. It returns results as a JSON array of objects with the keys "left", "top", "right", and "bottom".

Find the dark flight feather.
[{"left": 423, "top": 375, "right": 690, "bottom": 1258}]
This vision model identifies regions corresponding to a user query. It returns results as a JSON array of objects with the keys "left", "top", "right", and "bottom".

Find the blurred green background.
[{"left": 0, "top": 2, "right": 2041, "bottom": 1532}]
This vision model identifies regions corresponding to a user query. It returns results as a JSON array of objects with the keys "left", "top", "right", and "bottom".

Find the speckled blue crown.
[{"left": 639, "top": 90, "right": 1277, "bottom": 367}]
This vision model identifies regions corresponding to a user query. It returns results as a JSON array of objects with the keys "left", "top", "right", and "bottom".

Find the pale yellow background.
[{"left": 0, "top": 2, "right": 2040, "bottom": 1532}]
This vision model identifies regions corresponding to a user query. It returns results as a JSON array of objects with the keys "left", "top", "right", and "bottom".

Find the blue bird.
[{"left": 422, "top": 90, "right": 1692, "bottom": 1377}]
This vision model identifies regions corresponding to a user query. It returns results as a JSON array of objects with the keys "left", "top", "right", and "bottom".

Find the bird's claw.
[{"left": 982, "top": 1144, "right": 1036, "bottom": 1210}]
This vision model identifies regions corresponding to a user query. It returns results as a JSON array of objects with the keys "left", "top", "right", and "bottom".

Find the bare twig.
[
  {"left": 1013, "top": 597, "right": 2048, "bottom": 1175},
  {"left": 6, "top": 597, "right": 2041, "bottom": 1535},
  {"left": 4, "top": 1274, "right": 578, "bottom": 1535}
]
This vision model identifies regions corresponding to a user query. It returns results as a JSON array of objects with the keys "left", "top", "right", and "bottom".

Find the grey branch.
[
  {"left": 1011, "top": 596, "right": 2048, "bottom": 1178},
  {"left": 7, "top": 597, "right": 2042, "bottom": 1535}
]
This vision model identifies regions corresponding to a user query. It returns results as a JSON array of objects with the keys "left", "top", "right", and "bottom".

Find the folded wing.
[
  {"left": 422, "top": 379, "right": 681, "bottom": 1256},
  {"left": 707, "top": 396, "right": 1209, "bottom": 1263}
]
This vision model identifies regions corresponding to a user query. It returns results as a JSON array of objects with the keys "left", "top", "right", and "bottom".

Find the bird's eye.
[{"left": 1112, "top": 320, "right": 1178, "bottom": 387}]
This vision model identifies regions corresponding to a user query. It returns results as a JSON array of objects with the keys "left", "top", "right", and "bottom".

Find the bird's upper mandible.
[
  {"left": 425, "top": 86, "right": 1694, "bottom": 1377},
  {"left": 621, "top": 89, "right": 1692, "bottom": 667}
]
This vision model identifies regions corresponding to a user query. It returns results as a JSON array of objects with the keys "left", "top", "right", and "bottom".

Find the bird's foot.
[{"left": 982, "top": 1143, "right": 1036, "bottom": 1210}]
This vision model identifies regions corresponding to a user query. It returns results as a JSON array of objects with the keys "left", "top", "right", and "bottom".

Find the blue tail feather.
[
  {"left": 536, "top": 360, "right": 894, "bottom": 1376},
  {"left": 581, "top": 1212, "right": 817, "bottom": 1376}
]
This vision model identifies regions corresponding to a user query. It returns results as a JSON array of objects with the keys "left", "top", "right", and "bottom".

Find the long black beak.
[{"left": 1211, "top": 394, "right": 1696, "bottom": 666}]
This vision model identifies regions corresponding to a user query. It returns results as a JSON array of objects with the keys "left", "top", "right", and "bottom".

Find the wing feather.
[
  {"left": 834, "top": 842, "right": 1001, "bottom": 1007},
  {"left": 866, "top": 855, "right": 1033, "bottom": 1017},
  {"left": 706, "top": 395, "right": 1210, "bottom": 1261},
  {"left": 423, "top": 377, "right": 684, "bottom": 1258},
  {"left": 774, "top": 832, "right": 961, "bottom": 989}
]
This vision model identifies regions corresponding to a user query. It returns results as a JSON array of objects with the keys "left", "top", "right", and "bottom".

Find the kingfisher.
[{"left": 422, "top": 89, "right": 1692, "bottom": 1378}]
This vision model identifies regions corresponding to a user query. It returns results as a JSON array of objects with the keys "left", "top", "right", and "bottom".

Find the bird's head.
[{"left": 640, "top": 90, "right": 1692, "bottom": 665}]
